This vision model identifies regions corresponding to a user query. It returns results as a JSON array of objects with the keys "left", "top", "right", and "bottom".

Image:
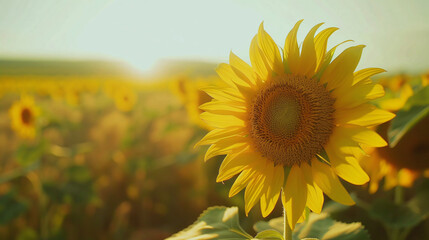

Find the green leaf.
[
  {"left": 298, "top": 214, "right": 369, "bottom": 240},
  {"left": 295, "top": 214, "right": 335, "bottom": 240},
  {"left": 16, "top": 228, "right": 38, "bottom": 240},
  {"left": 0, "top": 161, "right": 39, "bottom": 184},
  {"left": 368, "top": 198, "right": 423, "bottom": 228},
  {"left": 167, "top": 206, "right": 253, "bottom": 240},
  {"left": 407, "top": 186, "right": 429, "bottom": 219},
  {"left": 0, "top": 190, "right": 28, "bottom": 225},
  {"left": 66, "top": 165, "right": 92, "bottom": 183},
  {"left": 254, "top": 213, "right": 369, "bottom": 240},
  {"left": 321, "top": 222, "right": 368, "bottom": 240},
  {"left": 15, "top": 140, "right": 46, "bottom": 166},
  {"left": 255, "top": 230, "right": 284, "bottom": 240},
  {"left": 254, "top": 217, "right": 283, "bottom": 233},
  {"left": 42, "top": 166, "right": 95, "bottom": 205},
  {"left": 388, "top": 86, "right": 429, "bottom": 147}
]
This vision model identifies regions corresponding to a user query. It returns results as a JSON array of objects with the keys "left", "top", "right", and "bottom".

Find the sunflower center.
[
  {"left": 265, "top": 94, "right": 300, "bottom": 139},
  {"left": 249, "top": 74, "right": 335, "bottom": 166},
  {"left": 21, "top": 108, "right": 33, "bottom": 125}
]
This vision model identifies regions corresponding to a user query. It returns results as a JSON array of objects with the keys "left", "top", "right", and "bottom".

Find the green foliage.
[
  {"left": 16, "top": 228, "right": 38, "bottom": 240},
  {"left": 167, "top": 206, "right": 253, "bottom": 240},
  {"left": 254, "top": 213, "right": 369, "bottom": 240},
  {"left": 408, "top": 185, "right": 429, "bottom": 219},
  {"left": 0, "top": 189, "right": 28, "bottom": 225},
  {"left": 368, "top": 198, "right": 423, "bottom": 228},
  {"left": 0, "top": 161, "right": 39, "bottom": 184},
  {"left": 388, "top": 86, "right": 429, "bottom": 147},
  {"left": 42, "top": 165, "right": 95, "bottom": 205},
  {"left": 255, "top": 230, "right": 284, "bottom": 240},
  {"left": 254, "top": 217, "right": 283, "bottom": 233},
  {"left": 15, "top": 140, "right": 46, "bottom": 166},
  {"left": 170, "top": 206, "right": 370, "bottom": 240}
]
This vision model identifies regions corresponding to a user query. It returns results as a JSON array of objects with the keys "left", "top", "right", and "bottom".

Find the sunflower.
[
  {"left": 113, "top": 86, "right": 137, "bottom": 112},
  {"left": 362, "top": 119, "right": 429, "bottom": 193},
  {"left": 196, "top": 21, "right": 394, "bottom": 229},
  {"left": 362, "top": 77, "right": 429, "bottom": 193},
  {"left": 172, "top": 77, "right": 217, "bottom": 130},
  {"left": 9, "top": 95, "right": 39, "bottom": 139},
  {"left": 378, "top": 75, "right": 414, "bottom": 112}
]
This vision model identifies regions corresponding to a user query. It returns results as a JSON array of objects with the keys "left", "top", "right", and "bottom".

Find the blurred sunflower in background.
[
  {"left": 171, "top": 76, "right": 216, "bottom": 130},
  {"left": 65, "top": 82, "right": 83, "bottom": 106},
  {"left": 113, "top": 86, "right": 137, "bottom": 112},
  {"left": 9, "top": 95, "right": 40, "bottom": 139},
  {"left": 378, "top": 75, "right": 414, "bottom": 112},
  {"left": 196, "top": 21, "right": 394, "bottom": 229},
  {"left": 361, "top": 76, "right": 429, "bottom": 193}
]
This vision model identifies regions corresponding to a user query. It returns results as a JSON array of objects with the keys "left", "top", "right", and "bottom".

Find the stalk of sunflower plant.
[{"left": 196, "top": 20, "right": 395, "bottom": 230}]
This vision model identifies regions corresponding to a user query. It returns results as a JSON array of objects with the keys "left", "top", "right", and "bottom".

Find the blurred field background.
[
  {"left": 1, "top": 1, "right": 429, "bottom": 240},
  {"left": 0, "top": 59, "right": 234, "bottom": 240}
]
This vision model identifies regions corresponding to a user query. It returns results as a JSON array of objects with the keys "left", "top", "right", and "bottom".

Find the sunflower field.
[
  {"left": 1, "top": 58, "right": 428, "bottom": 240},
  {"left": 1, "top": 1, "right": 429, "bottom": 240}
]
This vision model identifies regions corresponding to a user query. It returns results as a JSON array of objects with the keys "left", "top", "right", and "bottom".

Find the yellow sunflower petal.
[
  {"left": 200, "top": 112, "right": 245, "bottom": 129},
  {"left": 325, "top": 144, "right": 369, "bottom": 185},
  {"left": 257, "top": 23, "right": 284, "bottom": 75},
  {"left": 314, "top": 39, "right": 353, "bottom": 78},
  {"left": 216, "top": 63, "right": 251, "bottom": 87},
  {"left": 334, "top": 81, "right": 385, "bottom": 109},
  {"left": 340, "top": 126, "right": 387, "bottom": 147},
  {"left": 250, "top": 35, "right": 270, "bottom": 80},
  {"left": 229, "top": 169, "right": 257, "bottom": 197},
  {"left": 297, "top": 23, "right": 323, "bottom": 76},
  {"left": 229, "top": 52, "right": 258, "bottom": 86},
  {"left": 200, "top": 101, "right": 248, "bottom": 119},
  {"left": 314, "top": 27, "right": 338, "bottom": 71},
  {"left": 311, "top": 159, "right": 355, "bottom": 206},
  {"left": 204, "top": 137, "right": 248, "bottom": 161},
  {"left": 284, "top": 20, "right": 303, "bottom": 72},
  {"left": 321, "top": 45, "right": 364, "bottom": 91},
  {"left": 245, "top": 172, "right": 266, "bottom": 215},
  {"left": 217, "top": 149, "right": 259, "bottom": 182},
  {"left": 195, "top": 127, "right": 245, "bottom": 147},
  {"left": 301, "top": 163, "right": 324, "bottom": 213},
  {"left": 336, "top": 104, "right": 395, "bottom": 127},
  {"left": 284, "top": 165, "right": 307, "bottom": 229},
  {"left": 260, "top": 164, "right": 283, "bottom": 217},
  {"left": 202, "top": 87, "right": 244, "bottom": 102},
  {"left": 352, "top": 68, "right": 386, "bottom": 85},
  {"left": 296, "top": 210, "right": 308, "bottom": 224}
]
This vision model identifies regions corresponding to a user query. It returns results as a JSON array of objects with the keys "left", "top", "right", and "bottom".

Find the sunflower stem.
[
  {"left": 394, "top": 184, "right": 403, "bottom": 205},
  {"left": 283, "top": 206, "right": 292, "bottom": 240},
  {"left": 391, "top": 185, "right": 404, "bottom": 240}
]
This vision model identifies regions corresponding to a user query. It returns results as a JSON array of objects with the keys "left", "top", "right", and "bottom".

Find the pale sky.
[{"left": 0, "top": 0, "right": 428, "bottom": 73}]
